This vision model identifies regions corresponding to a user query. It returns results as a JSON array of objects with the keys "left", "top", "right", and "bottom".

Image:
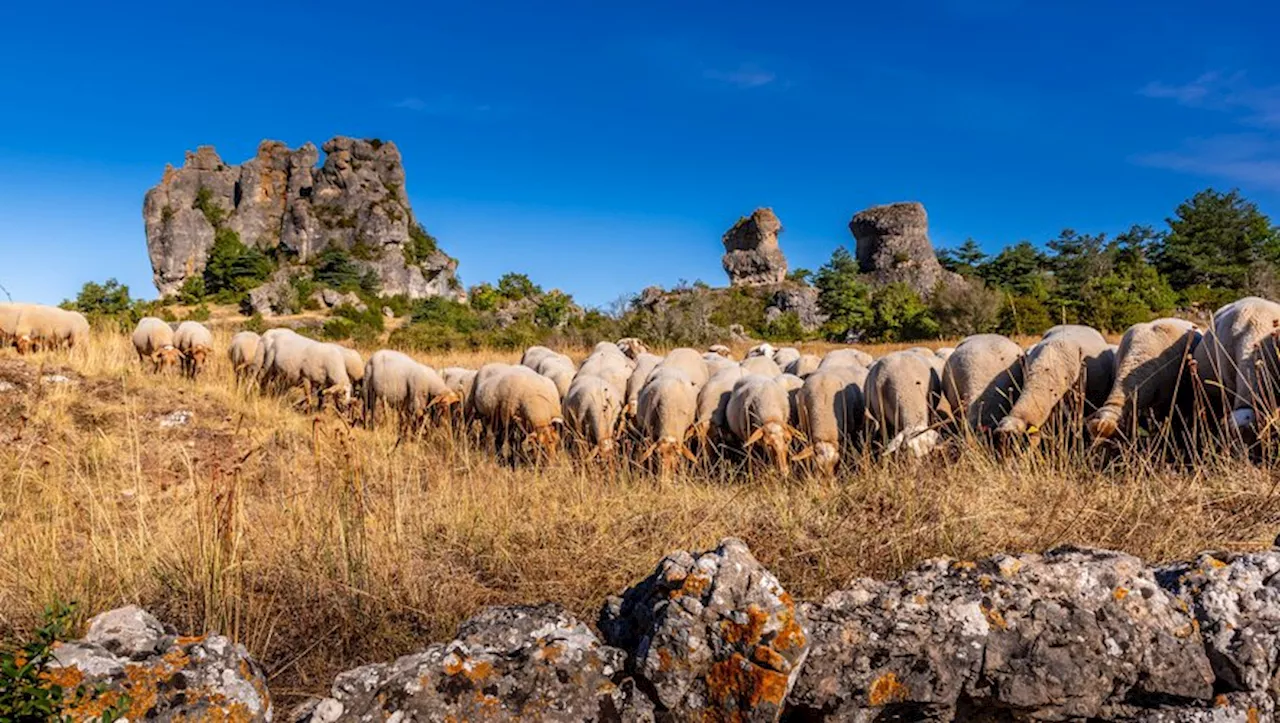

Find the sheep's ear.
[
  {"left": 786, "top": 424, "right": 806, "bottom": 442},
  {"left": 680, "top": 444, "right": 698, "bottom": 463},
  {"left": 744, "top": 428, "right": 764, "bottom": 447},
  {"left": 792, "top": 446, "right": 814, "bottom": 462},
  {"left": 639, "top": 442, "right": 658, "bottom": 462}
]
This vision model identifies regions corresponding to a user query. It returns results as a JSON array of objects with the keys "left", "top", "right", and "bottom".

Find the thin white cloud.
[
  {"left": 392, "top": 96, "right": 494, "bottom": 118},
  {"left": 1140, "top": 72, "right": 1280, "bottom": 128},
  {"left": 1132, "top": 134, "right": 1280, "bottom": 190},
  {"left": 702, "top": 64, "right": 777, "bottom": 89}
]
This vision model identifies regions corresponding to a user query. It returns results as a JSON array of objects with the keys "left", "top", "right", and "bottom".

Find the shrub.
[
  {"left": 534, "top": 290, "right": 574, "bottom": 328},
  {"left": 204, "top": 229, "right": 273, "bottom": 298},
  {"left": 243, "top": 313, "right": 267, "bottom": 334},
  {"left": 403, "top": 223, "right": 440, "bottom": 267},
  {"left": 760, "top": 312, "right": 807, "bottom": 342},
  {"left": 468, "top": 283, "right": 501, "bottom": 312},
  {"left": 0, "top": 601, "right": 128, "bottom": 721},
  {"left": 497, "top": 273, "right": 542, "bottom": 301},
  {"left": 177, "top": 276, "right": 206, "bottom": 304},
  {"left": 814, "top": 248, "right": 872, "bottom": 340},
  {"left": 192, "top": 186, "right": 227, "bottom": 227},
  {"left": 929, "top": 279, "right": 1002, "bottom": 337},
  {"left": 322, "top": 303, "right": 385, "bottom": 344},
  {"left": 63, "top": 278, "right": 133, "bottom": 317},
  {"left": 311, "top": 248, "right": 363, "bottom": 290},
  {"left": 185, "top": 303, "right": 211, "bottom": 322},
  {"left": 998, "top": 294, "right": 1053, "bottom": 336},
  {"left": 866, "top": 283, "right": 938, "bottom": 341}
]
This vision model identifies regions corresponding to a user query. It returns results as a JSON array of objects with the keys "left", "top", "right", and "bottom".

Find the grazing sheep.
[
  {"left": 616, "top": 337, "right": 650, "bottom": 359},
  {"left": 740, "top": 355, "right": 782, "bottom": 378},
  {"left": 785, "top": 354, "right": 822, "bottom": 378},
  {"left": 339, "top": 347, "right": 364, "bottom": 391},
  {"left": 746, "top": 343, "right": 776, "bottom": 359},
  {"left": 865, "top": 350, "right": 945, "bottom": 457},
  {"left": 820, "top": 348, "right": 874, "bottom": 370},
  {"left": 941, "top": 334, "right": 1024, "bottom": 433},
  {"left": 623, "top": 353, "right": 664, "bottom": 419},
  {"left": 1192, "top": 297, "right": 1280, "bottom": 435},
  {"left": 795, "top": 365, "right": 867, "bottom": 474},
  {"left": 777, "top": 373, "right": 805, "bottom": 427},
  {"left": 577, "top": 352, "right": 634, "bottom": 398},
  {"left": 301, "top": 343, "right": 357, "bottom": 411},
  {"left": 692, "top": 366, "right": 746, "bottom": 446},
  {"left": 637, "top": 368, "right": 701, "bottom": 471},
  {"left": 707, "top": 344, "right": 732, "bottom": 358},
  {"left": 174, "top": 321, "right": 214, "bottom": 379},
  {"left": 441, "top": 367, "right": 479, "bottom": 408},
  {"left": 727, "top": 374, "right": 796, "bottom": 472},
  {"left": 228, "top": 331, "right": 262, "bottom": 381},
  {"left": 132, "top": 317, "right": 182, "bottom": 372},
  {"left": 563, "top": 375, "right": 624, "bottom": 460},
  {"left": 364, "top": 350, "right": 456, "bottom": 428},
  {"left": 535, "top": 355, "right": 577, "bottom": 399},
  {"left": 935, "top": 347, "right": 956, "bottom": 361},
  {"left": 474, "top": 365, "right": 564, "bottom": 460},
  {"left": 702, "top": 353, "right": 738, "bottom": 376},
  {"left": 0, "top": 302, "right": 26, "bottom": 346},
  {"left": 995, "top": 325, "right": 1114, "bottom": 442},
  {"left": 254, "top": 328, "right": 301, "bottom": 390},
  {"left": 1087, "top": 319, "right": 1200, "bottom": 440},
  {"left": 650, "top": 348, "right": 709, "bottom": 388},
  {"left": 520, "top": 345, "right": 559, "bottom": 371},
  {"left": 12, "top": 305, "right": 87, "bottom": 353},
  {"left": 772, "top": 347, "right": 802, "bottom": 370}
]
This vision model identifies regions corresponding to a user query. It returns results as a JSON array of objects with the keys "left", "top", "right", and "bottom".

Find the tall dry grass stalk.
[{"left": 3, "top": 329, "right": 1280, "bottom": 704}]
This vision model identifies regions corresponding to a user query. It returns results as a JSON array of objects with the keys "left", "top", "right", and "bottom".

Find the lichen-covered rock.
[
  {"left": 600, "top": 537, "right": 809, "bottom": 722},
  {"left": 848, "top": 202, "right": 961, "bottom": 298},
  {"left": 723, "top": 209, "right": 788, "bottom": 287},
  {"left": 1160, "top": 550, "right": 1280, "bottom": 695},
  {"left": 143, "top": 136, "right": 460, "bottom": 300},
  {"left": 48, "top": 605, "right": 271, "bottom": 721},
  {"left": 791, "top": 546, "right": 1214, "bottom": 721},
  {"left": 292, "top": 603, "right": 652, "bottom": 722}
]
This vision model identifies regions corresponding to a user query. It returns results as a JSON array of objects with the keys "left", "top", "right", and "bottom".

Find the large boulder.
[
  {"left": 291, "top": 603, "right": 652, "bottom": 722},
  {"left": 722, "top": 208, "right": 788, "bottom": 287},
  {"left": 765, "top": 284, "right": 825, "bottom": 331},
  {"left": 791, "top": 546, "right": 1216, "bottom": 721},
  {"left": 47, "top": 605, "right": 271, "bottom": 721},
  {"left": 600, "top": 537, "right": 810, "bottom": 722},
  {"left": 143, "top": 137, "right": 461, "bottom": 300},
  {"left": 848, "top": 202, "right": 961, "bottom": 298}
]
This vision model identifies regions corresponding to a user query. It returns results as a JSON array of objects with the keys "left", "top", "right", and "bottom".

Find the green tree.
[
  {"left": 1153, "top": 188, "right": 1280, "bottom": 306},
  {"left": 534, "top": 290, "right": 574, "bottom": 328},
  {"left": 403, "top": 223, "right": 440, "bottom": 266},
  {"left": 192, "top": 186, "right": 227, "bottom": 227},
  {"left": 177, "top": 276, "right": 206, "bottom": 304},
  {"left": 814, "top": 248, "right": 872, "bottom": 340},
  {"left": 468, "top": 283, "right": 501, "bottom": 311},
  {"left": 938, "top": 239, "right": 988, "bottom": 276},
  {"left": 497, "top": 273, "right": 542, "bottom": 301},
  {"left": 204, "top": 229, "right": 272, "bottom": 296},
  {"left": 867, "top": 283, "right": 939, "bottom": 341},
  {"left": 311, "top": 248, "right": 363, "bottom": 290},
  {"left": 64, "top": 278, "right": 132, "bottom": 315},
  {"left": 979, "top": 241, "right": 1051, "bottom": 297}
]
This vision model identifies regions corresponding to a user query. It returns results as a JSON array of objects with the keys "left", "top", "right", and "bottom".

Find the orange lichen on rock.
[
  {"left": 704, "top": 653, "right": 790, "bottom": 719},
  {"left": 670, "top": 572, "right": 711, "bottom": 599},
  {"left": 720, "top": 605, "right": 769, "bottom": 646},
  {"left": 444, "top": 655, "right": 494, "bottom": 683},
  {"left": 1248, "top": 707, "right": 1260, "bottom": 723},
  {"left": 1113, "top": 587, "right": 1129, "bottom": 601},
  {"left": 750, "top": 645, "right": 787, "bottom": 672},
  {"left": 982, "top": 605, "right": 1007, "bottom": 630},
  {"left": 868, "top": 672, "right": 910, "bottom": 706},
  {"left": 40, "top": 663, "right": 85, "bottom": 690},
  {"left": 772, "top": 594, "right": 807, "bottom": 652}
]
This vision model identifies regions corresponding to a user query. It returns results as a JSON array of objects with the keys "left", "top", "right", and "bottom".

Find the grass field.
[{"left": 3, "top": 329, "right": 1280, "bottom": 704}]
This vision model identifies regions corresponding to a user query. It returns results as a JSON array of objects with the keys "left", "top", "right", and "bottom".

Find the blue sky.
[{"left": 4, "top": 1, "right": 1280, "bottom": 308}]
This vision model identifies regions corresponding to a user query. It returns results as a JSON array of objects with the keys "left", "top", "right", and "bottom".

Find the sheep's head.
[
  {"left": 745, "top": 421, "right": 792, "bottom": 474},
  {"left": 708, "top": 344, "right": 731, "bottom": 358},
  {"left": 1086, "top": 406, "right": 1122, "bottom": 440},
  {"left": 152, "top": 345, "right": 183, "bottom": 371},
  {"left": 523, "top": 421, "right": 562, "bottom": 460},
  {"left": 797, "top": 441, "right": 840, "bottom": 476},
  {"left": 14, "top": 334, "right": 33, "bottom": 355},
  {"left": 188, "top": 345, "right": 210, "bottom": 371},
  {"left": 994, "top": 415, "right": 1041, "bottom": 450},
  {"left": 617, "top": 337, "right": 649, "bottom": 360},
  {"left": 642, "top": 435, "right": 697, "bottom": 475}
]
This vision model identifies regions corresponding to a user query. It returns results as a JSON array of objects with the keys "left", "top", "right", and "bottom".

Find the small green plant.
[
  {"left": 177, "top": 276, "right": 206, "bottom": 304},
  {"left": 186, "top": 304, "right": 211, "bottom": 322},
  {"left": 243, "top": 313, "right": 267, "bottom": 334},
  {"left": 204, "top": 229, "right": 273, "bottom": 299},
  {"left": 192, "top": 187, "right": 227, "bottom": 227},
  {"left": 497, "top": 273, "right": 542, "bottom": 301},
  {"left": 0, "top": 601, "right": 129, "bottom": 722},
  {"left": 403, "top": 224, "right": 440, "bottom": 267}
]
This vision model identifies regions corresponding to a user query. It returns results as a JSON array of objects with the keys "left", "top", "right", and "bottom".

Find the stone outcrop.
[
  {"left": 600, "top": 537, "right": 810, "bottom": 722},
  {"left": 49, "top": 541, "right": 1280, "bottom": 722},
  {"left": 143, "top": 137, "right": 459, "bottom": 302},
  {"left": 48, "top": 605, "right": 271, "bottom": 721},
  {"left": 723, "top": 208, "right": 788, "bottom": 287},
  {"left": 849, "top": 202, "right": 961, "bottom": 297},
  {"left": 765, "top": 284, "right": 826, "bottom": 331}
]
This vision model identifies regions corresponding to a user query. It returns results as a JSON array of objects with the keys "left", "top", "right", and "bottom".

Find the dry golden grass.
[{"left": 2, "top": 329, "right": 1279, "bottom": 704}]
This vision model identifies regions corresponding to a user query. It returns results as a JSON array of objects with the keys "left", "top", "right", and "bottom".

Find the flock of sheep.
[{"left": 6, "top": 296, "right": 1280, "bottom": 473}]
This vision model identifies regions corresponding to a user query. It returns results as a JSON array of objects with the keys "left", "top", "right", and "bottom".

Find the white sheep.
[
  {"left": 819, "top": 348, "right": 873, "bottom": 370},
  {"left": 995, "top": 325, "right": 1114, "bottom": 442},
  {"left": 578, "top": 346, "right": 635, "bottom": 395},
  {"left": 364, "top": 349, "right": 456, "bottom": 428},
  {"left": 174, "top": 321, "right": 214, "bottom": 379},
  {"left": 441, "top": 367, "right": 479, "bottom": 408},
  {"left": 771, "top": 347, "right": 802, "bottom": 370},
  {"left": 727, "top": 374, "right": 796, "bottom": 473},
  {"left": 707, "top": 344, "right": 732, "bottom": 358},
  {"left": 865, "top": 350, "right": 945, "bottom": 457},
  {"left": 254, "top": 328, "right": 301, "bottom": 391},
  {"left": 1192, "top": 297, "right": 1280, "bottom": 435},
  {"left": 636, "top": 367, "right": 701, "bottom": 471},
  {"left": 702, "top": 353, "right": 738, "bottom": 376},
  {"left": 616, "top": 337, "right": 650, "bottom": 359},
  {"left": 1087, "top": 319, "right": 1200, "bottom": 440},
  {"left": 132, "top": 317, "right": 182, "bottom": 373},
  {"left": 520, "top": 345, "right": 559, "bottom": 370},
  {"left": 746, "top": 343, "right": 776, "bottom": 359},
  {"left": 784, "top": 354, "right": 822, "bottom": 378},
  {"left": 739, "top": 355, "right": 782, "bottom": 378},
  {"left": 795, "top": 365, "right": 867, "bottom": 474},
  {"left": 228, "top": 331, "right": 262, "bottom": 382},
  {"left": 623, "top": 353, "right": 664, "bottom": 419},
  {"left": 563, "top": 375, "right": 624, "bottom": 460},
  {"left": 0, "top": 302, "right": 26, "bottom": 346},
  {"left": 941, "top": 334, "right": 1024, "bottom": 433},
  {"left": 649, "top": 348, "right": 709, "bottom": 388},
  {"left": 535, "top": 354, "right": 577, "bottom": 399},
  {"left": 12, "top": 305, "right": 87, "bottom": 353},
  {"left": 472, "top": 364, "right": 564, "bottom": 460},
  {"left": 691, "top": 366, "right": 746, "bottom": 447}
]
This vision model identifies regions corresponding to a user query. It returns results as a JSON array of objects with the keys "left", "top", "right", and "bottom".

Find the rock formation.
[
  {"left": 723, "top": 208, "right": 788, "bottom": 287},
  {"left": 765, "top": 285, "right": 826, "bottom": 331},
  {"left": 52, "top": 539, "right": 1280, "bottom": 722},
  {"left": 849, "top": 202, "right": 961, "bottom": 297},
  {"left": 143, "top": 137, "right": 459, "bottom": 304}
]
